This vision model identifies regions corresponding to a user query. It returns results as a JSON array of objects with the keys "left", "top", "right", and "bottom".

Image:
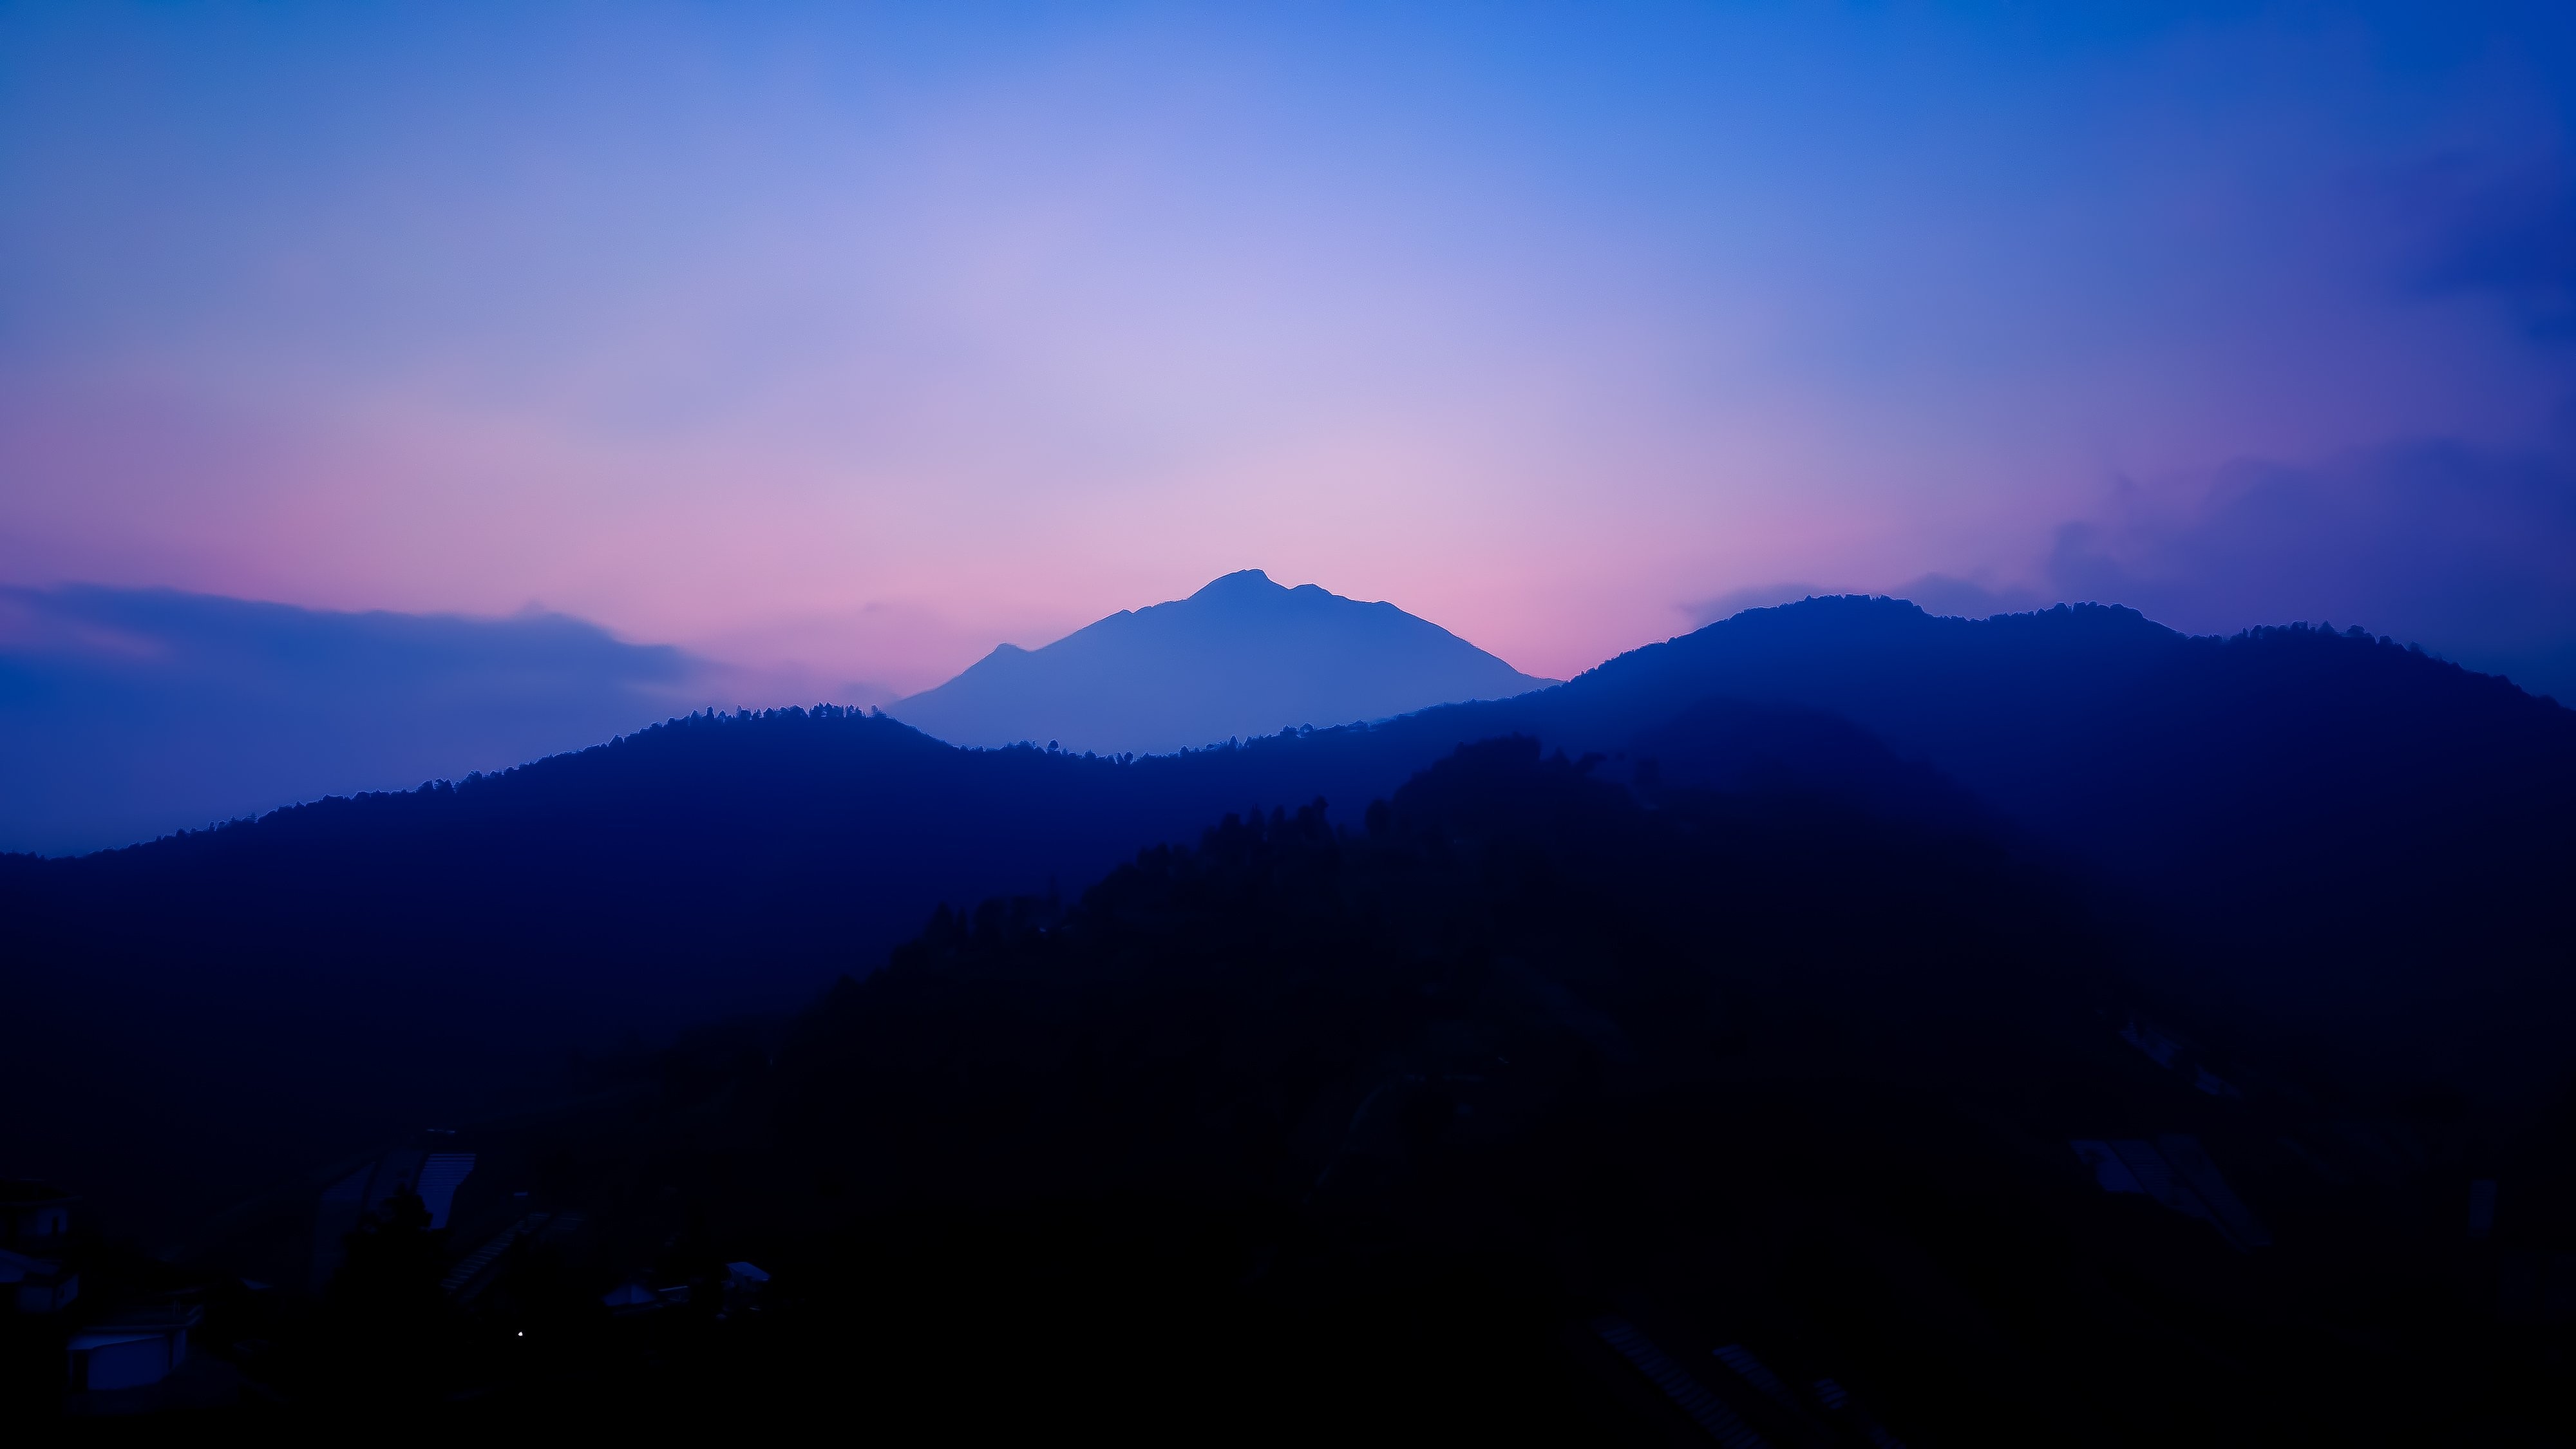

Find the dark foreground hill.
[
  {"left": 160, "top": 743, "right": 2564, "bottom": 1441},
  {"left": 5, "top": 596, "right": 2571, "bottom": 1244},
  {"left": 1412, "top": 599, "right": 2576, "bottom": 1103},
  {"left": 884, "top": 569, "right": 1551, "bottom": 754}
]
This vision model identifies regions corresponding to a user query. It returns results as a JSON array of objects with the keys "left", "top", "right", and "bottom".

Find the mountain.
[
  {"left": 1399, "top": 598, "right": 2576, "bottom": 1097},
  {"left": 8, "top": 596, "right": 2574, "bottom": 1244},
  {"left": 883, "top": 569, "right": 1552, "bottom": 753},
  {"left": 179, "top": 741, "right": 2566, "bottom": 1439}
]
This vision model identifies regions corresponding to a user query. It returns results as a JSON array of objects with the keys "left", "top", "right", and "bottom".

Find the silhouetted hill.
[
  {"left": 1396, "top": 598, "right": 2576, "bottom": 1097},
  {"left": 214, "top": 742, "right": 2553, "bottom": 1440},
  {"left": 705, "top": 741, "right": 2537, "bottom": 1441},
  {"left": 6, "top": 595, "right": 2573, "bottom": 1245},
  {"left": 884, "top": 569, "right": 1551, "bottom": 753}
]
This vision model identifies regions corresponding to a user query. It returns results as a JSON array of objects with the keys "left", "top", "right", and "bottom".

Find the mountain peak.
[
  {"left": 1189, "top": 568, "right": 1280, "bottom": 598},
  {"left": 889, "top": 573, "right": 1551, "bottom": 754}
]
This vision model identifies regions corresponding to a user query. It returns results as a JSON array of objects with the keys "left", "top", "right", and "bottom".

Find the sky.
[
  {"left": 6, "top": 2, "right": 2576, "bottom": 706},
  {"left": 0, "top": 585, "right": 699, "bottom": 853}
]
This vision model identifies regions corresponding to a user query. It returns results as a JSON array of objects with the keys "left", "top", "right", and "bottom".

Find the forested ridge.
[
  {"left": 6, "top": 597, "right": 2571, "bottom": 1251},
  {"left": 169, "top": 739, "right": 2561, "bottom": 1440}
]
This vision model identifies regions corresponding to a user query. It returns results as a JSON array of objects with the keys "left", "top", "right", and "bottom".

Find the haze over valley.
[{"left": 6, "top": 5, "right": 2575, "bottom": 1437}]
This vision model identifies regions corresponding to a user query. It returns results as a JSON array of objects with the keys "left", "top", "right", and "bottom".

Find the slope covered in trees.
[
  {"left": 205, "top": 741, "right": 2550, "bottom": 1440},
  {"left": 1565, "top": 603, "right": 2576, "bottom": 1097},
  {"left": 5, "top": 596, "right": 2570, "bottom": 1243}
]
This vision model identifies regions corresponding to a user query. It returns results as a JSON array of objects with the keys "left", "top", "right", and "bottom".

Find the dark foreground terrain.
[
  {"left": 10, "top": 596, "right": 2576, "bottom": 1439},
  {"left": 25, "top": 739, "right": 2569, "bottom": 1442},
  {"left": 9, "top": 598, "right": 2574, "bottom": 1250}
]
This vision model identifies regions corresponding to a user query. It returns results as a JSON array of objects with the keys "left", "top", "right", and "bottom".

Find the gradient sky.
[{"left": 6, "top": 2, "right": 2575, "bottom": 696}]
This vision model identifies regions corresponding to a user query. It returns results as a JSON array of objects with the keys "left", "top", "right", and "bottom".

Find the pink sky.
[{"left": 5, "top": 5, "right": 2573, "bottom": 696}]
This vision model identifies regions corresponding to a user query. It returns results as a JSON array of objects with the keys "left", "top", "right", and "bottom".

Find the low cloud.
[
  {"left": 2043, "top": 442, "right": 2576, "bottom": 700},
  {"left": 1883, "top": 574, "right": 2052, "bottom": 620},
  {"left": 1686, "top": 575, "right": 2049, "bottom": 629},
  {"left": 1682, "top": 440, "right": 2576, "bottom": 704},
  {"left": 1682, "top": 582, "right": 1835, "bottom": 629},
  {"left": 0, "top": 586, "right": 771, "bottom": 854}
]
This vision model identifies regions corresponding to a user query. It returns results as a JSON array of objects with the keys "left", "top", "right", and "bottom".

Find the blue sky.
[{"left": 4, "top": 3, "right": 2575, "bottom": 846}]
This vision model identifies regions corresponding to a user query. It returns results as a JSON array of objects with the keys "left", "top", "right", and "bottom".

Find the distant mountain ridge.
[
  {"left": 884, "top": 570, "right": 1551, "bottom": 754},
  {"left": 11, "top": 593, "right": 2576, "bottom": 1243}
]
